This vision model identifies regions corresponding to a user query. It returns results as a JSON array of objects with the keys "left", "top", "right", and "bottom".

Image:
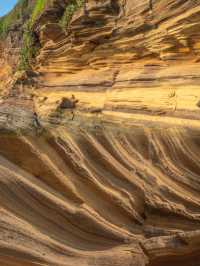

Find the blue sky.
[{"left": 0, "top": 0, "right": 18, "bottom": 17}]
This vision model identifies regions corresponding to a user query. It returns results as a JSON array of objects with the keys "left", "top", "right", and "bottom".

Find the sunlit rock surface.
[{"left": 0, "top": 0, "right": 200, "bottom": 265}]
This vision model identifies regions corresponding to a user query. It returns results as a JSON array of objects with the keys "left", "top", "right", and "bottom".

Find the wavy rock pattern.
[{"left": 0, "top": 0, "right": 200, "bottom": 265}]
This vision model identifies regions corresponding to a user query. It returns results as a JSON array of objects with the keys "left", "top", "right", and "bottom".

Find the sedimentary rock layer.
[
  {"left": 0, "top": 0, "right": 200, "bottom": 265},
  {"left": 0, "top": 125, "right": 200, "bottom": 265}
]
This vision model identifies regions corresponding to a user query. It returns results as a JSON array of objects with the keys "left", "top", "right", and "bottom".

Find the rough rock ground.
[{"left": 0, "top": 0, "right": 200, "bottom": 265}]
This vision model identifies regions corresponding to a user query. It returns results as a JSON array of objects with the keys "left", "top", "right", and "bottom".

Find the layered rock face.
[{"left": 0, "top": 0, "right": 200, "bottom": 265}]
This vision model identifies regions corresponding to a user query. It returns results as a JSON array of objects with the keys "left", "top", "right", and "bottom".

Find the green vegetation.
[
  {"left": 30, "top": 0, "right": 48, "bottom": 27},
  {"left": 17, "top": 22, "right": 36, "bottom": 70},
  {"left": 18, "top": 0, "right": 48, "bottom": 70},
  {"left": 59, "top": 0, "right": 84, "bottom": 29}
]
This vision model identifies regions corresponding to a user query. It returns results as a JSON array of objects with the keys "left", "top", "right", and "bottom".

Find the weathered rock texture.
[{"left": 0, "top": 0, "right": 200, "bottom": 265}]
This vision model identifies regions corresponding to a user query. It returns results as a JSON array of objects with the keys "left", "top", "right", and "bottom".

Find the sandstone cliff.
[{"left": 0, "top": 0, "right": 200, "bottom": 265}]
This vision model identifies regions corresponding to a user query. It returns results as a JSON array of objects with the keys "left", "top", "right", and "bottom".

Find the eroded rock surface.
[{"left": 0, "top": 0, "right": 200, "bottom": 265}]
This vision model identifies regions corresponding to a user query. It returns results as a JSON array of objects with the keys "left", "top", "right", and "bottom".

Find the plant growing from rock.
[
  {"left": 18, "top": 0, "right": 48, "bottom": 70},
  {"left": 59, "top": 0, "right": 85, "bottom": 29}
]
